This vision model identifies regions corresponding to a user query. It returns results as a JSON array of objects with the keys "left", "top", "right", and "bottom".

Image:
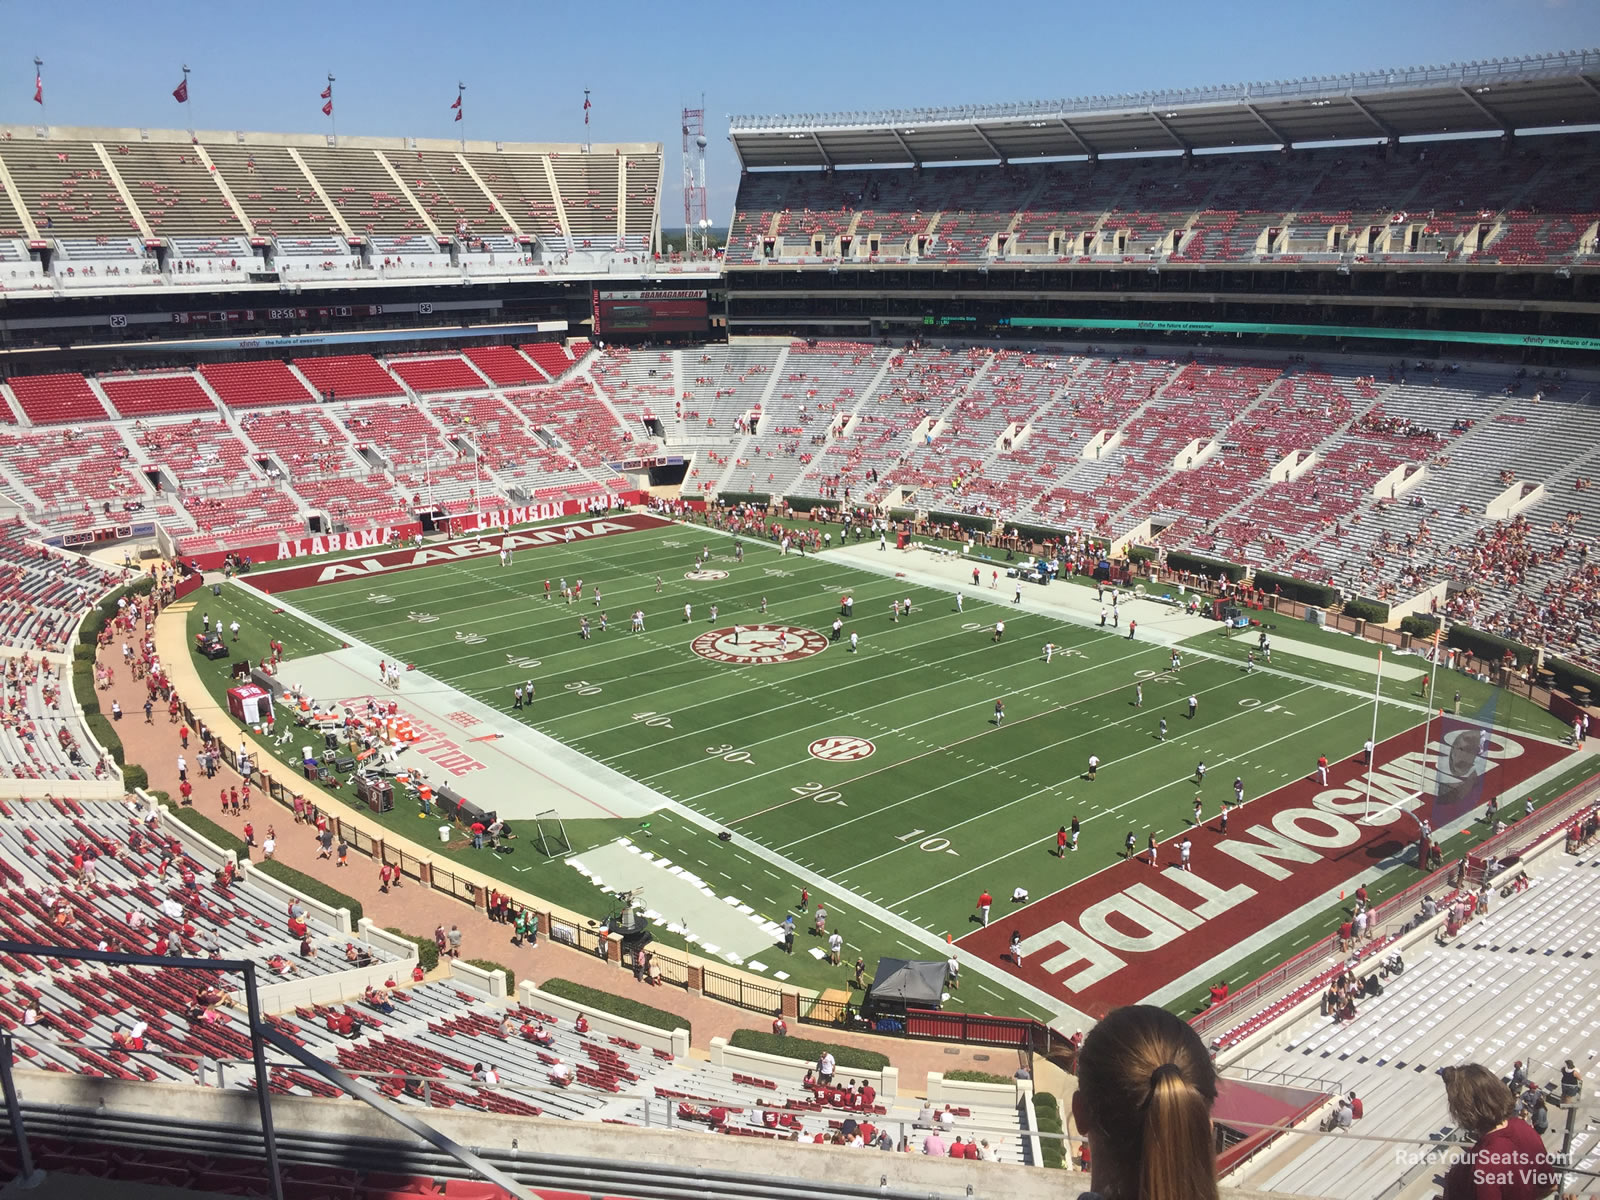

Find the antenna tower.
[{"left": 680, "top": 97, "right": 709, "bottom": 254}]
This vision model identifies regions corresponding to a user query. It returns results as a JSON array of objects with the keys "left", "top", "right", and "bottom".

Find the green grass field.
[{"left": 189, "top": 519, "right": 1579, "bottom": 1021}]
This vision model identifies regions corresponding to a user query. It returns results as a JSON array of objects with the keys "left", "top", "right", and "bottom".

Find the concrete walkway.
[{"left": 102, "top": 590, "right": 1058, "bottom": 1098}]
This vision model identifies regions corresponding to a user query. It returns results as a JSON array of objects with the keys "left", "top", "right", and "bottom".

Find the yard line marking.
[
  {"left": 886, "top": 686, "right": 1355, "bottom": 907},
  {"left": 746, "top": 671, "right": 1292, "bottom": 839}
]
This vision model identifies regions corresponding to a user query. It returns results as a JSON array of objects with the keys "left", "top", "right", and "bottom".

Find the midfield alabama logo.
[
  {"left": 685, "top": 569, "right": 730, "bottom": 581},
  {"left": 808, "top": 736, "right": 876, "bottom": 762},
  {"left": 690, "top": 625, "right": 827, "bottom": 665}
]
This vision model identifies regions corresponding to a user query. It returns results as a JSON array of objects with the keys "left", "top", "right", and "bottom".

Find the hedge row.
[
  {"left": 1126, "top": 545, "right": 1157, "bottom": 563},
  {"left": 997, "top": 522, "right": 1046, "bottom": 545},
  {"left": 925, "top": 510, "right": 991, "bottom": 533},
  {"left": 538, "top": 978, "right": 689, "bottom": 1041},
  {"left": 1163, "top": 550, "right": 1245, "bottom": 583},
  {"left": 466, "top": 959, "right": 516, "bottom": 989},
  {"left": 727, "top": 1029, "right": 890, "bottom": 1073},
  {"left": 1032, "top": 1091, "right": 1067, "bottom": 1169},
  {"left": 389, "top": 927, "right": 440, "bottom": 972},
  {"left": 257, "top": 860, "right": 364, "bottom": 923},
  {"left": 66, "top": 643, "right": 147, "bottom": 793},
  {"left": 1446, "top": 624, "right": 1536, "bottom": 667},
  {"left": 786, "top": 496, "right": 839, "bottom": 515},
  {"left": 943, "top": 1069, "right": 1012, "bottom": 1085},
  {"left": 1342, "top": 597, "right": 1392, "bottom": 625},
  {"left": 78, "top": 575, "right": 156, "bottom": 646},
  {"left": 166, "top": 806, "right": 246, "bottom": 855},
  {"left": 1549, "top": 656, "right": 1600, "bottom": 696},
  {"left": 1400, "top": 614, "right": 1441, "bottom": 638},
  {"left": 1251, "top": 570, "right": 1339, "bottom": 609}
]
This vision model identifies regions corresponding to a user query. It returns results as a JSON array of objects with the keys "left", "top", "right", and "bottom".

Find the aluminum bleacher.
[
  {"left": 0, "top": 523, "right": 117, "bottom": 654},
  {"left": 237, "top": 407, "right": 365, "bottom": 480},
  {"left": 1231, "top": 858, "right": 1600, "bottom": 1200},
  {"left": 292, "top": 476, "right": 409, "bottom": 528},
  {"left": 0, "top": 427, "right": 151, "bottom": 533}
]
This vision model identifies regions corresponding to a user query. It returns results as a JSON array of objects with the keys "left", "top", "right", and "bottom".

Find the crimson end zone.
[{"left": 958, "top": 723, "right": 1573, "bottom": 1016}]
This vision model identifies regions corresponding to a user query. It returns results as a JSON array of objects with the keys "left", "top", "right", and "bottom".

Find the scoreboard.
[{"left": 592, "top": 288, "right": 710, "bottom": 336}]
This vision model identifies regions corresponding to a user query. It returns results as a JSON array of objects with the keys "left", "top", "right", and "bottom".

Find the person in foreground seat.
[
  {"left": 1071, "top": 1004, "right": 1218, "bottom": 1200},
  {"left": 1439, "top": 1064, "right": 1557, "bottom": 1200}
]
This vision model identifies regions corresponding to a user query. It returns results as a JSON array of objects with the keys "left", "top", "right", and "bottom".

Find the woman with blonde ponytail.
[{"left": 1070, "top": 1005, "right": 1219, "bottom": 1200}]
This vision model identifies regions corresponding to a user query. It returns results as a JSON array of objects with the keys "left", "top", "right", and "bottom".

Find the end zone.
[
  {"left": 246, "top": 513, "right": 673, "bottom": 594},
  {"left": 957, "top": 722, "right": 1574, "bottom": 1016}
]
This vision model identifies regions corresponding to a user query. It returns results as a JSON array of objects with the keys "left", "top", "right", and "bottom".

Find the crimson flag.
[
  {"left": 454, "top": 108, "right": 462, "bottom": 122},
  {"left": 450, "top": 95, "right": 461, "bottom": 110},
  {"left": 583, "top": 94, "right": 591, "bottom": 125},
  {"left": 173, "top": 79, "right": 188, "bottom": 104},
  {"left": 322, "top": 100, "right": 333, "bottom": 117},
  {"left": 32, "top": 74, "right": 42, "bottom": 105},
  {"left": 320, "top": 85, "right": 332, "bottom": 100}
]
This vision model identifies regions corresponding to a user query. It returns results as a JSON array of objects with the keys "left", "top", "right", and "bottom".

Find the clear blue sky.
[{"left": 7, "top": 0, "right": 1596, "bottom": 227}]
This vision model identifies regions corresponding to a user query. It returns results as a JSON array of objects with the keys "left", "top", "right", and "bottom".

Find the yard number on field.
[
  {"left": 632, "top": 711, "right": 674, "bottom": 729},
  {"left": 707, "top": 743, "right": 755, "bottom": 765},
  {"left": 565, "top": 680, "right": 603, "bottom": 696},
  {"left": 896, "top": 828, "right": 959, "bottom": 855},
  {"left": 792, "top": 781, "right": 847, "bottom": 807}
]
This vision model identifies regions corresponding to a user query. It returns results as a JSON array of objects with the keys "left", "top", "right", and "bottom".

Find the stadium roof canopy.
[{"left": 728, "top": 48, "right": 1600, "bottom": 168}]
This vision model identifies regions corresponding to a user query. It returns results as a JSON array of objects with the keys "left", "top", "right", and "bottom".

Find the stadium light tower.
[{"left": 681, "top": 97, "right": 709, "bottom": 255}]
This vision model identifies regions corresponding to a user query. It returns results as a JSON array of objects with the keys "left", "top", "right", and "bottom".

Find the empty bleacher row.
[
  {"left": 1231, "top": 857, "right": 1600, "bottom": 1200},
  {"left": 726, "top": 134, "right": 1600, "bottom": 268}
]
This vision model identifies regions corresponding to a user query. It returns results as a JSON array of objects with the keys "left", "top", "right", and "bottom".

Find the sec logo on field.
[
  {"left": 808, "top": 736, "right": 876, "bottom": 762},
  {"left": 690, "top": 624, "right": 827, "bottom": 665},
  {"left": 685, "top": 569, "right": 730, "bottom": 581}
]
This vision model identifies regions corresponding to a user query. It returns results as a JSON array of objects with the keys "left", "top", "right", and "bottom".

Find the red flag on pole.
[
  {"left": 450, "top": 95, "right": 461, "bottom": 110},
  {"left": 584, "top": 94, "right": 591, "bottom": 125},
  {"left": 320, "top": 85, "right": 332, "bottom": 100},
  {"left": 322, "top": 100, "right": 333, "bottom": 117},
  {"left": 172, "top": 79, "right": 189, "bottom": 104},
  {"left": 32, "top": 74, "right": 42, "bottom": 105},
  {"left": 454, "top": 108, "right": 463, "bottom": 122}
]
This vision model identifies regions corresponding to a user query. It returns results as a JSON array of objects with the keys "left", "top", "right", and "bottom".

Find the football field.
[{"left": 214, "top": 513, "right": 1582, "bottom": 1023}]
